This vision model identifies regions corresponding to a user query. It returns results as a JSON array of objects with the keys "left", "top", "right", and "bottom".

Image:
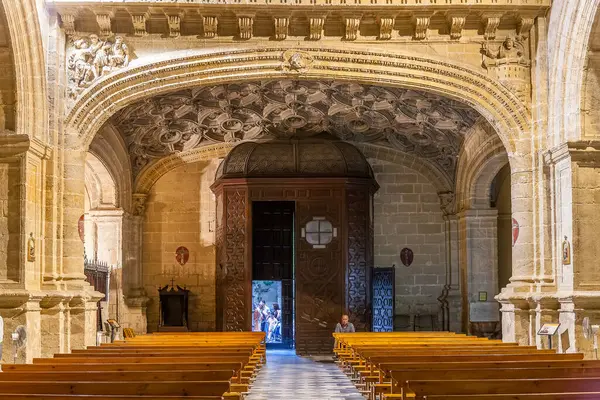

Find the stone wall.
[
  {"left": 371, "top": 160, "right": 447, "bottom": 329},
  {"left": 142, "top": 160, "right": 217, "bottom": 332}
]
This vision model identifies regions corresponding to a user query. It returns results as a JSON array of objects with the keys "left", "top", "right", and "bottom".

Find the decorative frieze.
[
  {"left": 344, "top": 16, "right": 361, "bottom": 41},
  {"left": 61, "top": 14, "right": 76, "bottom": 36},
  {"left": 202, "top": 16, "right": 218, "bottom": 38},
  {"left": 411, "top": 13, "right": 431, "bottom": 40},
  {"left": 309, "top": 16, "right": 326, "bottom": 40},
  {"left": 446, "top": 13, "right": 466, "bottom": 40},
  {"left": 377, "top": 16, "right": 395, "bottom": 40},
  {"left": 481, "top": 13, "right": 503, "bottom": 40},
  {"left": 95, "top": 13, "right": 113, "bottom": 37},
  {"left": 131, "top": 13, "right": 148, "bottom": 37},
  {"left": 167, "top": 14, "right": 182, "bottom": 38},
  {"left": 273, "top": 16, "right": 289, "bottom": 40},
  {"left": 238, "top": 15, "right": 254, "bottom": 40}
]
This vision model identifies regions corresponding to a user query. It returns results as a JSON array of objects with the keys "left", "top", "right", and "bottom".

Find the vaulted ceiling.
[{"left": 110, "top": 80, "right": 482, "bottom": 181}]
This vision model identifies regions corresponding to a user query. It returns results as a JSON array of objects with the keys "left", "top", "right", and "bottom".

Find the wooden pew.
[{"left": 0, "top": 332, "right": 265, "bottom": 400}]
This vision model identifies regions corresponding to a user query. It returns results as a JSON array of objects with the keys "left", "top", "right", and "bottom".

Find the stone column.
[
  {"left": 497, "top": 156, "right": 539, "bottom": 345},
  {"left": 63, "top": 135, "right": 104, "bottom": 350},
  {"left": 457, "top": 208, "right": 500, "bottom": 333},
  {"left": 122, "top": 193, "right": 149, "bottom": 334},
  {"left": 438, "top": 192, "right": 462, "bottom": 332},
  {"left": 62, "top": 147, "right": 89, "bottom": 287}
]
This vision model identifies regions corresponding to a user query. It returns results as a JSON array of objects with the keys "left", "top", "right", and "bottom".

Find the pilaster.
[{"left": 458, "top": 208, "right": 500, "bottom": 333}]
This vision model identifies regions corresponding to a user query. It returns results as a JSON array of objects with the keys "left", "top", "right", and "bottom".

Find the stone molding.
[
  {"left": 64, "top": 45, "right": 531, "bottom": 156},
  {"left": 544, "top": 141, "right": 600, "bottom": 167},
  {"left": 0, "top": 133, "right": 29, "bottom": 159},
  {"left": 50, "top": 1, "right": 549, "bottom": 43}
]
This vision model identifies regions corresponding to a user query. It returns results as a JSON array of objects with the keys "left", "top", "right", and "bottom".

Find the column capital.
[
  {"left": 132, "top": 193, "right": 148, "bottom": 216},
  {"left": 438, "top": 191, "right": 455, "bottom": 216}
]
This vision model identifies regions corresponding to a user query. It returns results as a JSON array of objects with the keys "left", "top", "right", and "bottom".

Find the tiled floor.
[{"left": 245, "top": 349, "right": 365, "bottom": 400}]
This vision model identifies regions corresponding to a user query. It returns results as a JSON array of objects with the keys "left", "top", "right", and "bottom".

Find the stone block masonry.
[{"left": 371, "top": 160, "right": 447, "bottom": 322}]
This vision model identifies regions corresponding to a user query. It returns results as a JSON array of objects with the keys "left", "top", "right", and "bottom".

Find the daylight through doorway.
[{"left": 251, "top": 201, "right": 295, "bottom": 348}]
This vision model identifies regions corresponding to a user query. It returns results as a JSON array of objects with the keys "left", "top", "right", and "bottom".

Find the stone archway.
[{"left": 62, "top": 44, "right": 539, "bottom": 341}]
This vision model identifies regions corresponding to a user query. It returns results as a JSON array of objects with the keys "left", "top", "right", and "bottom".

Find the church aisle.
[{"left": 245, "top": 349, "right": 366, "bottom": 400}]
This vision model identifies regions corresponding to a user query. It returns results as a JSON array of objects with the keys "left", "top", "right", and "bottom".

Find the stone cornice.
[
  {"left": 544, "top": 141, "right": 600, "bottom": 167},
  {"left": 49, "top": 0, "right": 549, "bottom": 41},
  {"left": 0, "top": 133, "right": 29, "bottom": 159}
]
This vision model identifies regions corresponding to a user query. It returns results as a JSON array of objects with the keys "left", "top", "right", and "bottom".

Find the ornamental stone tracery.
[{"left": 110, "top": 80, "right": 481, "bottom": 180}]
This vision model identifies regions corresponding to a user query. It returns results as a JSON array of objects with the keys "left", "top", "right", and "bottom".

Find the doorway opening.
[{"left": 251, "top": 201, "right": 295, "bottom": 349}]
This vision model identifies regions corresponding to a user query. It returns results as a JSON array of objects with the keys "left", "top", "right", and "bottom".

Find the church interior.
[{"left": 4, "top": 0, "right": 600, "bottom": 398}]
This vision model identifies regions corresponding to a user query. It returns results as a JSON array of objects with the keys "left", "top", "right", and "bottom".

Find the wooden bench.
[{"left": 0, "top": 331, "right": 265, "bottom": 400}]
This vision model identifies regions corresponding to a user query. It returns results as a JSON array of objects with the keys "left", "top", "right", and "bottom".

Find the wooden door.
[
  {"left": 295, "top": 195, "right": 344, "bottom": 355},
  {"left": 372, "top": 267, "right": 395, "bottom": 332}
]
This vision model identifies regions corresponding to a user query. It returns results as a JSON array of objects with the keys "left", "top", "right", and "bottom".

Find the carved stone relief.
[
  {"left": 111, "top": 80, "right": 481, "bottom": 180},
  {"left": 66, "top": 35, "right": 132, "bottom": 100},
  {"left": 481, "top": 37, "right": 531, "bottom": 104}
]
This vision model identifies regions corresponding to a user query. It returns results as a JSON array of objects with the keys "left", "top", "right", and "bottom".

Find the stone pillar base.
[
  {"left": 0, "top": 290, "right": 42, "bottom": 364},
  {"left": 124, "top": 295, "right": 149, "bottom": 335}
]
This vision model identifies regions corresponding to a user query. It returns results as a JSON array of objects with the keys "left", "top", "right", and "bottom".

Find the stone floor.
[{"left": 245, "top": 349, "right": 365, "bottom": 400}]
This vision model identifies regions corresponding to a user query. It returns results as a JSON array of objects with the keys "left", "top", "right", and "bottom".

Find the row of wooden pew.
[
  {"left": 0, "top": 331, "right": 266, "bottom": 399},
  {"left": 334, "top": 331, "right": 600, "bottom": 400}
]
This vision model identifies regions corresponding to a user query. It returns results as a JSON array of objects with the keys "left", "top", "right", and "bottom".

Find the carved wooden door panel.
[
  {"left": 372, "top": 267, "right": 395, "bottom": 332},
  {"left": 216, "top": 188, "right": 250, "bottom": 332},
  {"left": 295, "top": 194, "right": 344, "bottom": 355}
]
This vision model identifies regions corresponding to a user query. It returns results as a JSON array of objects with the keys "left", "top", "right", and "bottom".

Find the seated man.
[{"left": 335, "top": 314, "right": 355, "bottom": 333}]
